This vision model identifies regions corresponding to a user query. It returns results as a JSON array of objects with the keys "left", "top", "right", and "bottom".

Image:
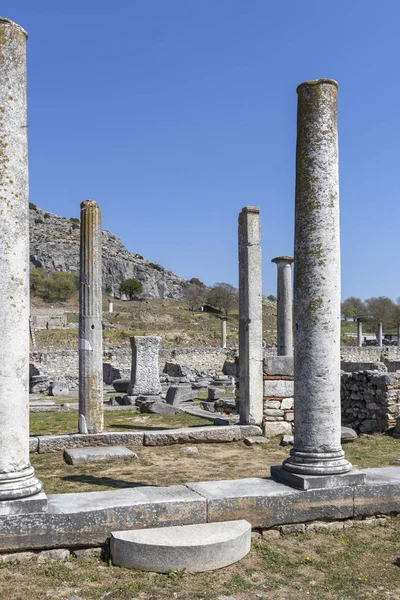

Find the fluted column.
[
  {"left": 79, "top": 200, "right": 103, "bottom": 433},
  {"left": 271, "top": 256, "right": 294, "bottom": 356},
  {"left": 0, "top": 18, "right": 43, "bottom": 501}
]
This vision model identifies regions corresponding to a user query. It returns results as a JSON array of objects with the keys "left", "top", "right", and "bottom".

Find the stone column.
[
  {"left": 397, "top": 323, "right": 400, "bottom": 347},
  {"left": 377, "top": 322, "right": 383, "bottom": 347},
  {"left": 357, "top": 320, "right": 363, "bottom": 347},
  {"left": 0, "top": 18, "right": 44, "bottom": 503},
  {"left": 238, "top": 207, "right": 263, "bottom": 426},
  {"left": 79, "top": 200, "right": 103, "bottom": 434},
  {"left": 221, "top": 317, "right": 227, "bottom": 349},
  {"left": 108, "top": 299, "right": 113, "bottom": 314},
  {"left": 272, "top": 79, "right": 364, "bottom": 488},
  {"left": 271, "top": 256, "right": 294, "bottom": 356},
  {"left": 127, "top": 336, "right": 162, "bottom": 396}
]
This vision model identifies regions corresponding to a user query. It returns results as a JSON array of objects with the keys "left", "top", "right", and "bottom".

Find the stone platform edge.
[
  {"left": 29, "top": 425, "right": 263, "bottom": 453},
  {"left": 0, "top": 467, "right": 399, "bottom": 553}
]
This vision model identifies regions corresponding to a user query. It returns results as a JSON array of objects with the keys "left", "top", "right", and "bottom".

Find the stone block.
[
  {"left": 49, "top": 381, "right": 69, "bottom": 396},
  {"left": 281, "top": 434, "right": 294, "bottom": 446},
  {"left": 72, "top": 547, "right": 102, "bottom": 560},
  {"left": 110, "top": 520, "right": 251, "bottom": 573},
  {"left": 341, "top": 426, "right": 358, "bottom": 442},
  {"left": 37, "top": 548, "right": 70, "bottom": 562},
  {"left": 144, "top": 426, "right": 242, "bottom": 446},
  {"left": 29, "top": 437, "right": 39, "bottom": 452},
  {"left": 208, "top": 387, "right": 220, "bottom": 401},
  {"left": 243, "top": 437, "right": 270, "bottom": 446},
  {"left": 270, "top": 466, "right": 366, "bottom": 490},
  {"left": 128, "top": 336, "right": 162, "bottom": 396},
  {"left": 281, "top": 397, "right": 294, "bottom": 410},
  {"left": 353, "top": 467, "right": 400, "bottom": 517},
  {"left": 64, "top": 446, "right": 137, "bottom": 465},
  {"left": 38, "top": 432, "right": 144, "bottom": 453},
  {"left": 200, "top": 401, "right": 216, "bottom": 412},
  {"left": 263, "top": 422, "right": 292, "bottom": 438},
  {"left": 186, "top": 477, "right": 354, "bottom": 529},
  {"left": 264, "top": 401, "right": 281, "bottom": 409},
  {"left": 215, "top": 398, "right": 237, "bottom": 414},
  {"left": 263, "top": 380, "right": 294, "bottom": 398},
  {"left": 166, "top": 385, "right": 196, "bottom": 405},
  {"left": 263, "top": 356, "right": 294, "bottom": 377},
  {"left": 265, "top": 409, "right": 284, "bottom": 417},
  {"left": 163, "top": 362, "right": 191, "bottom": 378},
  {"left": 0, "top": 492, "right": 48, "bottom": 517},
  {"left": 112, "top": 379, "right": 130, "bottom": 393},
  {"left": 284, "top": 412, "right": 294, "bottom": 422}
]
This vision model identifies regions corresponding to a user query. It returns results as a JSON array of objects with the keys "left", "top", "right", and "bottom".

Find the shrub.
[
  {"left": 70, "top": 217, "right": 80, "bottom": 223},
  {"left": 34, "top": 218, "right": 44, "bottom": 224},
  {"left": 148, "top": 262, "right": 164, "bottom": 272},
  {"left": 105, "top": 285, "right": 113, "bottom": 294},
  {"left": 189, "top": 277, "right": 204, "bottom": 287},
  {"left": 119, "top": 278, "right": 143, "bottom": 299},
  {"left": 71, "top": 222, "right": 80, "bottom": 230},
  {"left": 44, "top": 212, "right": 51, "bottom": 219},
  {"left": 29, "top": 202, "right": 38, "bottom": 211},
  {"left": 30, "top": 268, "right": 78, "bottom": 302}
]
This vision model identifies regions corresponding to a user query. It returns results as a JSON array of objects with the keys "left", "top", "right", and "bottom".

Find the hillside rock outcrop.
[{"left": 29, "top": 205, "right": 187, "bottom": 299}]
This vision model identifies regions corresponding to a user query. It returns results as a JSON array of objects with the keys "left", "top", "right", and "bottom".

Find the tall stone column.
[
  {"left": 108, "top": 299, "right": 114, "bottom": 314},
  {"left": 272, "top": 79, "right": 364, "bottom": 488},
  {"left": 377, "top": 323, "right": 383, "bottom": 347},
  {"left": 0, "top": 18, "right": 43, "bottom": 503},
  {"left": 271, "top": 256, "right": 294, "bottom": 356},
  {"left": 357, "top": 320, "right": 363, "bottom": 347},
  {"left": 221, "top": 317, "right": 227, "bottom": 349},
  {"left": 397, "top": 323, "right": 400, "bottom": 347},
  {"left": 79, "top": 200, "right": 103, "bottom": 434},
  {"left": 238, "top": 207, "right": 263, "bottom": 426}
]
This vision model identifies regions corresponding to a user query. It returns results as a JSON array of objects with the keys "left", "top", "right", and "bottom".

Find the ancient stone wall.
[{"left": 341, "top": 371, "right": 400, "bottom": 433}]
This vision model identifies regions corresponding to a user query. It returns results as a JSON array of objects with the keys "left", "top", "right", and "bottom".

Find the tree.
[
  {"left": 119, "top": 278, "right": 143, "bottom": 299},
  {"left": 207, "top": 284, "right": 238, "bottom": 316},
  {"left": 185, "top": 283, "right": 207, "bottom": 312},
  {"left": 365, "top": 296, "right": 396, "bottom": 329},
  {"left": 341, "top": 297, "right": 367, "bottom": 321}
]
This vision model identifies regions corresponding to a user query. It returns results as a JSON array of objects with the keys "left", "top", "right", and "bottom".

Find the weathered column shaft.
[
  {"left": 357, "top": 321, "right": 363, "bottom": 347},
  {"left": 377, "top": 323, "right": 383, "bottom": 347},
  {"left": 128, "top": 336, "right": 161, "bottom": 396},
  {"left": 283, "top": 79, "right": 351, "bottom": 476},
  {"left": 79, "top": 200, "right": 103, "bottom": 434},
  {"left": 398, "top": 324, "right": 400, "bottom": 347},
  {"left": 221, "top": 318, "right": 227, "bottom": 349},
  {"left": 108, "top": 300, "right": 113, "bottom": 314},
  {"left": 272, "top": 257, "right": 294, "bottom": 356},
  {"left": 238, "top": 206, "right": 263, "bottom": 425},
  {"left": 0, "top": 18, "right": 43, "bottom": 500}
]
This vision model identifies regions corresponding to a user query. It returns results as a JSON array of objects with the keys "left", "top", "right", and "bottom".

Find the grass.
[
  {"left": 29, "top": 433, "right": 400, "bottom": 494},
  {"left": 29, "top": 411, "right": 209, "bottom": 436},
  {"left": 0, "top": 518, "right": 399, "bottom": 599}
]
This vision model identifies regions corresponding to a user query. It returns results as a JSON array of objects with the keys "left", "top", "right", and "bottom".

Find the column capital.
[{"left": 271, "top": 256, "right": 294, "bottom": 266}]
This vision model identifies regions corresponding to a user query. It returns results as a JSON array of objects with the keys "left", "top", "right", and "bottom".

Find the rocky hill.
[{"left": 29, "top": 204, "right": 187, "bottom": 299}]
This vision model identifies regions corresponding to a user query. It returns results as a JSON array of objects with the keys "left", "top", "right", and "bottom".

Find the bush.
[
  {"left": 34, "top": 218, "right": 44, "bottom": 224},
  {"left": 148, "top": 262, "right": 164, "bottom": 272},
  {"left": 70, "top": 217, "right": 80, "bottom": 223},
  {"left": 30, "top": 268, "right": 78, "bottom": 302},
  {"left": 189, "top": 277, "right": 204, "bottom": 287},
  {"left": 29, "top": 202, "right": 38, "bottom": 211},
  {"left": 44, "top": 212, "right": 51, "bottom": 219},
  {"left": 119, "top": 278, "right": 143, "bottom": 299},
  {"left": 105, "top": 285, "right": 113, "bottom": 294},
  {"left": 267, "top": 295, "right": 277, "bottom": 302},
  {"left": 71, "top": 222, "right": 80, "bottom": 230}
]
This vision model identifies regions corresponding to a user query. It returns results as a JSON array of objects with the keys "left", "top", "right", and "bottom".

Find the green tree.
[
  {"left": 207, "top": 284, "right": 238, "bottom": 316},
  {"left": 119, "top": 278, "right": 143, "bottom": 299},
  {"left": 188, "top": 277, "right": 204, "bottom": 287},
  {"left": 365, "top": 296, "right": 396, "bottom": 329},
  {"left": 30, "top": 268, "right": 78, "bottom": 302},
  {"left": 341, "top": 297, "right": 367, "bottom": 321}
]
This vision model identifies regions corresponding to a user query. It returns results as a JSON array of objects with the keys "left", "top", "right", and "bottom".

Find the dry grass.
[
  {"left": 0, "top": 518, "right": 399, "bottom": 599},
  {"left": 30, "top": 434, "right": 400, "bottom": 494}
]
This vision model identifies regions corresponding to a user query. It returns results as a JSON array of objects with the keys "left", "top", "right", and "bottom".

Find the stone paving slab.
[
  {"left": 37, "top": 432, "right": 145, "bottom": 453},
  {"left": 64, "top": 446, "right": 137, "bottom": 465},
  {"left": 111, "top": 520, "right": 251, "bottom": 573},
  {"left": 0, "top": 486, "right": 206, "bottom": 552}
]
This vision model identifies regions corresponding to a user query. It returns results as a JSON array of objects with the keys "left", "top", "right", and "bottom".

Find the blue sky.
[{"left": 2, "top": 1, "right": 400, "bottom": 299}]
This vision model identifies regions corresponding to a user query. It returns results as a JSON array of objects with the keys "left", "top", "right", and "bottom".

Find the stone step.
[{"left": 110, "top": 519, "right": 251, "bottom": 573}]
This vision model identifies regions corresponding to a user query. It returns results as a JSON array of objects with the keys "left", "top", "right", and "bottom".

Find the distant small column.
[
  {"left": 108, "top": 299, "right": 114, "bottom": 314},
  {"left": 79, "top": 200, "right": 103, "bottom": 434},
  {"left": 357, "top": 320, "right": 363, "bottom": 347},
  {"left": 238, "top": 206, "right": 263, "bottom": 426},
  {"left": 271, "top": 256, "right": 294, "bottom": 356},
  {"left": 128, "top": 336, "right": 162, "bottom": 396},
  {"left": 0, "top": 17, "right": 43, "bottom": 502},
  {"left": 221, "top": 317, "right": 227, "bottom": 349},
  {"left": 398, "top": 323, "right": 400, "bottom": 347},
  {"left": 377, "top": 323, "right": 383, "bottom": 347}
]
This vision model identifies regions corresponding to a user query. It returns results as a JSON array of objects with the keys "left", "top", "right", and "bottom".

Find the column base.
[
  {"left": 0, "top": 491, "right": 47, "bottom": 516},
  {"left": 0, "top": 466, "right": 44, "bottom": 502},
  {"left": 271, "top": 465, "right": 366, "bottom": 490}
]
